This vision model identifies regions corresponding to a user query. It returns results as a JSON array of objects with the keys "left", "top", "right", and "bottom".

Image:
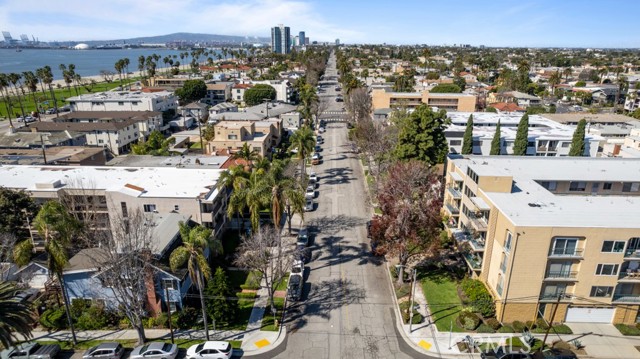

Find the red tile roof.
[{"left": 489, "top": 102, "right": 524, "bottom": 112}]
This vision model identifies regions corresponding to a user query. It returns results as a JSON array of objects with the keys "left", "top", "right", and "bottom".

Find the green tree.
[
  {"left": 575, "top": 81, "right": 586, "bottom": 87},
  {"left": 298, "top": 84, "right": 318, "bottom": 125},
  {"left": 513, "top": 113, "right": 529, "bottom": 156},
  {"left": 205, "top": 267, "right": 237, "bottom": 327},
  {"left": 453, "top": 76, "right": 466, "bottom": 92},
  {"left": 218, "top": 165, "right": 249, "bottom": 234},
  {"left": 490, "top": 120, "right": 502, "bottom": 155},
  {"left": 393, "top": 105, "right": 450, "bottom": 165},
  {"left": 461, "top": 114, "right": 474, "bottom": 155},
  {"left": 288, "top": 126, "right": 316, "bottom": 182},
  {"left": 33, "top": 200, "right": 81, "bottom": 344},
  {"left": 0, "top": 187, "right": 37, "bottom": 237},
  {"left": 430, "top": 83, "right": 462, "bottom": 93},
  {"left": 175, "top": 80, "right": 207, "bottom": 105},
  {"left": 231, "top": 143, "right": 260, "bottom": 169},
  {"left": 170, "top": 222, "right": 220, "bottom": 341},
  {"left": 0, "top": 281, "right": 36, "bottom": 347},
  {"left": 131, "top": 130, "right": 176, "bottom": 156},
  {"left": 229, "top": 170, "right": 270, "bottom": 232},
  {"left": 244, "top": 84, "right": 276, "bottom": 106},
  {"left": 569, "top": 118, "right": 586, "bottom": 156}
]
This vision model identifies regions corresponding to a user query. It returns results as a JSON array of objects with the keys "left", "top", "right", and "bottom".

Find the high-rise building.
[
  {"left": 294, "top": 36, "right": 299, "bottom": 46},
  {"left": 298, "top": 31, "right": 306, "bottom": 47},
  {"left": 270, "top": 24, "right": 291, "bottom": 54},
  {"left": 335, "top": 38, "right": 340, "bottom": 45},
  {"left": 305, "top": 37, "right": 309, "bottom": 45}
]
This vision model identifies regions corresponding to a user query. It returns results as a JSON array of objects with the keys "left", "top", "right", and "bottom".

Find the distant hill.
[{"left": 79, "top": 32, "right": 269, "bottom": 46}]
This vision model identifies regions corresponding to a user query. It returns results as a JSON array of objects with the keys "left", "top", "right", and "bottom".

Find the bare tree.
[
  {"left": 0, "top": 232, "right": 17, "bottom": 281},
  {"left": 353, "top": 118, "right": 397, "bottom": 194},
  {"left": 345, "top": 87, "right": 372, "bottom": 124},
  {"left": 235, "top": 226, "right": 297, "bottom": 313},
  {"left": 57, "top": 179, "right": 109, "bottom": 249},
  {"left": 92, "top": 209, "right": 156, "bottom": 345}
]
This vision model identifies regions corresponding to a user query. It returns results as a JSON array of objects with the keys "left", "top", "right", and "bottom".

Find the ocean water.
[{"left": 0, "top": 48, "right": 220, "bottom": 80}]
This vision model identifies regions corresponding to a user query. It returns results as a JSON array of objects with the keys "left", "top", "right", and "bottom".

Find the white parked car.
[
  {"left": 291, "top": 259, "right": 304, "bottom": 274},
  {"left": 309, "top": 172, "right": 318, "bottom": 183},
  {"left": 305, "top": 185, "right": 315, "bottom": 199},
  {"left": 185, "top": 342, "right": 232, "bottom": 359},
  {"left": 305, "top": 198, "right": 314, "bottom": 212}
]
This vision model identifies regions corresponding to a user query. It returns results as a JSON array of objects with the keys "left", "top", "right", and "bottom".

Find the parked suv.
[
  {"left": 1, "top": 342, "right": 60, "bottom": 359},
  {"left": 82, "top": 343, "right": 125, "bottom": 359},
  {"left": 287, "top": 273, "right": 303, "bottom": 301},
  {"left": 297, "top": 228, "right": 309, "bottom": 246}
]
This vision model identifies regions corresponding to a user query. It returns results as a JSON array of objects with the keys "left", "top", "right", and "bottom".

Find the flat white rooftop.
[
  {"left": 0, "top": 165, "right": 224, "bottom": 202},
  {"left": 451, "top": 156, "right": 640, "bottom": 228},
  {"left": 67, "top": 91, "right": 175, "bottom": 102},
  {"left": 446, "top": 112, "right": 604, "bottom": 141}
]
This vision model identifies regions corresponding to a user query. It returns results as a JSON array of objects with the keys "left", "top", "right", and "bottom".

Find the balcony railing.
[
  {"left": 544, "top": 271, "right": 578, "bottom": 280},
  {"left": 613, "top": 294, "right": 640, "bottom": 303},
  {"left": 467, "top": 215, "right": 488, "bottom": 231},
  {"left": 624, "top": 249, "right": 640, "bottom": 259},
  {"left": 463, "top": 252, "right": 482, "bottom": 270},
  {"left": 447, "top": 187, "right": 462, "bottom": 199},
  {"left": 540, "top": 293, "right": 571, "bottom": 301},
  {"left": 445, "top": 203, "right": 460, "bottom": 215},
  {"left": 619, "top": 271, "right": 640, "bottom": 281},
  {"left": 548, "top": 248, "right": 584, "bottom": 258},
  {"left": 469, "top": 237, "right": 486, "bottom": 251}
]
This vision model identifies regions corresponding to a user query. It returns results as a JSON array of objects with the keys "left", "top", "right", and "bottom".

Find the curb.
[{"left": 239, "top": 327, "right": 288, "bottom": 358}]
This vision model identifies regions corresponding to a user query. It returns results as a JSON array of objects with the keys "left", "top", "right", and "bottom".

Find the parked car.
[
  {"left": 335, "top": 97, "right": 343, "bottom": 102},
  {"left": 1, "top": 342, "right": 60, "bottom": 359},
  {"left": 291, "top": 258, "right": 304, "bottom": 274},
  {"left": 318, "top": 127, "right": 326, "bottom": 133},
  {"left": 297, "top": 228, "right": 309, "bottom": 246},
  {"left": 45, "top": 108, "right": 57, "bottom": 115},
  {"left": 305, "top": 198, "right": 314, "bottom": 212},
  {"left": 481, "top": 347, "right": 532, "bottom": 359},
  {"left": 311, "top": 153, "right": 320, "bottom": 165},
  {"left": 315, "top": 145, "right": 322, "bottom": 152},
  {"left": 296, "top": 243, "right": 311, "bottom": 263},
  {"left": 185, "top": 342, "right": 232, "bottom": 359},
  {"left": 366, "top": 220, "right": 372, "bottom": 238},
  {"left": 287, "top": 273, "right": 303, "bottom": 301},
  {"left": 24, "top": 116, "right": 35, "bottom": 123},
  {"left": 316, "top": 135, "right": 323, "bottom": 143},
  {"left": 309, "top": 172, "right": 318, "bottom": 183},
  {"left": 82, "top": 343, "right": 125, "bottom": 359},
  {"left": 130, "top": 343, "right": 178, "bottom": 359},
  {"left": 16, "top": 116, "right": 24, "bottom": 122},
  {"left": 532, "top": 348, "right": 577, "bottom": 359}
]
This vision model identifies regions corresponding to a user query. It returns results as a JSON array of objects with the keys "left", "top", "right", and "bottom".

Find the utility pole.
[
  {"left": 541, "top": 292, "right": 563, "bottom": 351},
  {"left": 39, "top": 134, "right": 47, "bottom": 164},
  {"left": 164, "top": 286, "right": 175, "bottom": 344}
]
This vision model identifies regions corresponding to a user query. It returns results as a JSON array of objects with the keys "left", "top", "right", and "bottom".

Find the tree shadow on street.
[
  {"left": 306, "top": 214, "right": 364, "bottom": 236},
  {"left": 321, "top": 166, "right": 356, "bottom": 185}
]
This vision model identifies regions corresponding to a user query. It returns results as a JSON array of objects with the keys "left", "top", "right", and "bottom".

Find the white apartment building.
[
  {"left": 445, "top": 112, "right": 602, "bottom": 157},
  {"left": 0, "top": 165, "right": 229, "bottom": 236},
  {"left": 250, "top": 80, "right": 294, "bottom": 103},
  {"left": 67, "top": 91, "right": 178, "bottom": 112}
]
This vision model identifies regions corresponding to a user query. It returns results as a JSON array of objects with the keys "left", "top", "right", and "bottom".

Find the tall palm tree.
[
  {"left": 58, "top": 65, "right": 73, "bottom": 97},
  {"left": 288, "top": 125, "right": 316, "bottom": 183},
  {"left": 0, "top": 281, "right": 36, "bottom": 348},
  {"left": 0, "top": 74, "right": 15, "bottom": 127},
  {"left": 170, "top": 222, "right": 220, "bottom": 341},
  {"left": 299, "top": 84, "right": 318, "bottom": 126},
  {"left": 230, "top": 170, "right": 270, "bottom": 232},
  {"left": 33, "top": 200, "right": 81, "bottom": 345},
  {"left": 41, "top": 66, "right": 58, "bottom": 117},
  {"left": 22, "top": 71, "right": 39, "bottom": 113},
  {"left": 7, "top": 73, "right": 26, "bottom": 118},
  {"left": 217, "top": 165, "right": 249, "bottom": 233},
  {"left": 114, "top": 60, "right": 125, "bottom": 90},
  {"left": 548, "top": 71, "right": 561, "bottom": 95},
  {"left": 231, "top": 143, "right": 260, "bottom": 169},
  {"left": 122, "top": 58, "right": 130, "bottom": 88}
]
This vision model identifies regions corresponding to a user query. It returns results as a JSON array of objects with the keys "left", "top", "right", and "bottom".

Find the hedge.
[
  {"left": 485, "top": 318, "right": 501, "bottom": 330},
  {"left": 476, "top": 324, "right": 495, "bottom": 333},
  {"left": 236, "top": 292, "right": 257, "bottom": 299},
  {"left": 460, "top": 278, "right": 496, "bottom": 317},
  {"left": 497, "top": 325, "right": 515, "bottom": 333},
  {"left": 512, "top": 320, "right": 526, "bottom": 332},
  {"left": 616, "top": 324, "right": 640, "bottom": 336},
  {"left": 457, "top": 311, "right": 480, "bottom": 330}
]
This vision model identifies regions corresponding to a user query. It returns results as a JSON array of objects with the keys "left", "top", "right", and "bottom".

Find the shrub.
[
  {"left": 39, "top": 308, "right": 67, "bottom": 330},
  {"left": 457, "top": 311, "right": 480, "bottom": 330},
  {"left": 70, "top": 298, "right": 91, "bottom": 319},
  {"left": 236, "top": 292, "right": 257, "bottom": 299},
  {"left": 395, "top": 284, "right": 411, "bottom": 299},
  {"left": 76, "top": 306, "right": 108, "bottom": 330},
  {"left": 512, "top": 320, "right": 526, "bottom": 332},
  {"left": 553, "top": 340, "right": 571, "bottom": 350},
  {"left": 155, "top": 313, "right": 168, "bottom": 328},
  {"left": 412, "top": 313, "right": 423, "bottom": 325},
  {"left": 526, "top": 320, "right": 537, "bottom": 330},
  {"left": 459, "top": 279, "right": 495, "bottom": 317},
  {"left": 615, "top": 324, "right": 640, "bottom": 336},
  {"left": 485, "top": 318, "right": 501, "bottom": 330},
  {"left": 551, "top": 324, "right": 573, "bottom": 334},
  {"left": 175, "top": 307, "right": 200, "bottom": 329},
  {"left": 535, "top": 318, "right": 549, "bottom": 330},
  {"left": 498, "top": 325, "right": 515, "bottom": 333},
  {"left": 476, "top": 324, "right": 495, "bottom": 333},
  {"left": 118, "top": 317, "right": 132, "bottom": 329}
]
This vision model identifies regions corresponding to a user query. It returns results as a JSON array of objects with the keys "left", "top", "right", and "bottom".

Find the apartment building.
[
  {"left": 445, "top": 112, "right": 602, "bottom": 157},
  {"left": 250, "top": 80, "right": 294, "bottom": 103},
  {"left": 207, "top": 121, "right": 275, "bottom": 157},
  {"left": 371, "top": 88, "right": 476, "bottom": 112},
  {"left": 204, "top": 83, "right": 233, "bottom": 105},
  {"left": 67, "top": 91, "right": 178, "bottom": 113},
  {"left": 0, "top": 165, "right": 229, "bottom": 237},
  {"left": 443, "top": 156, "right": 640, "bottom": 325},
  {"left": 487, "top": 91, "right": 542, "bottom": 109}
]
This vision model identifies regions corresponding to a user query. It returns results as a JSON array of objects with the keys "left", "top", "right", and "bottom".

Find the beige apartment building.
[
  {"left": 208, "top": 121, "right": 277, "bottom": 157},
  {"left": 371, "top": 88, "right": 476, "bottom": 112},
  {"left": 443, "top": 155, "right": 640, "bottom": 325}
]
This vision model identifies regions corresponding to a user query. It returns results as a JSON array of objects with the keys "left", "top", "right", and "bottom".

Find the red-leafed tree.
[{"left": 371, "top": 160, "right": 443, "bottom": 284}]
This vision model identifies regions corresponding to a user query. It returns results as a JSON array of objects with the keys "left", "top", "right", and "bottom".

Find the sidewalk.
[
  {"left": 239, "top": 276, "right": 285, "bottom": 355},
  {"left": 25, "top": 328, "right": 244, "bottom": 343}
]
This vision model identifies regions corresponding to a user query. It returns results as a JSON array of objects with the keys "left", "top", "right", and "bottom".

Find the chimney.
[{"left": 613, "top": 144, "right": 621, "bottom": 156}]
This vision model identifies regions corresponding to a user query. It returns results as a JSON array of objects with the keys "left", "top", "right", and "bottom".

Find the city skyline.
[{"left": 1, "top": 0, "right": 640, "bottom": 47}]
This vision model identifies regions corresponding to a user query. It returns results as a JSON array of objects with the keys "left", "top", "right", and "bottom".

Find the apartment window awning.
[
  {"left": 450, "top": 172, "right": 463, "bottom": 181},
  {"left": 471, "top": 196, "right": 491, "bottom": 211}
]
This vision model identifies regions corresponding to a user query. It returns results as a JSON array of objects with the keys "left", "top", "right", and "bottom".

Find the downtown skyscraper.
[{"left": 271, "top": 24, "right": 291, "bottom": 54}]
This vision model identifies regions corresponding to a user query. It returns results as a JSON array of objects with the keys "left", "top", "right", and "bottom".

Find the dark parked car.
[
  {"left": 1, "top": 343, "right": 60, "bottom": 359},
  {"left": 532, "top": 348, "right": 577, "bottom": 359},
  {"left": 296, "top": 244, "right": 311, "bottom": 263},
  {"left": 287, "top": 273, "right": 303, "bottom": 301},
  {"left": 481, "top": 347, "right": 532, "bottom": 359}
]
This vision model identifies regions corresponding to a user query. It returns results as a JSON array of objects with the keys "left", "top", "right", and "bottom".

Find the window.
[
  {"left": 464, "top": 186, "right": 476, "bottom": 198},
  {"left": 540, "top": 181, "right": 557, "bottom": 191},
  {"left": 228, "top": 134, "right": 238, "bottom": 140},
  {"left": 163, "top": 279, "right": 176, "bottom": 290},
  {"left": 120, "top": 202, "right": 128, "bottom": 217},
  {"left": 601, "top": 241, "right": 625, "bottom": 253},
  {"left": 595, "top": 264, "right": 619, "bottom": 276},
  {"left": 496, "top": 275, "right": 504, "bottom": 295},
  {"left": 505, "top": 231, "right": 513, "bottom": 252},
  {"left": 98, "top": 139, "right": 104, "bottom": 144},
  {"left": 143, "top": 204, "right": 157, "bottom": 213},
  {"left": 569, "top": 181, "right": 586, "bottom": 191},
  {"left": 449, "top": 140, "right": 462, "bottom": 146},
  {"left": 623, "top": 182, "right": 640, "bottom": 192},
  {"left": 551, "top": 238, "right": 579, "bottom": 256},
  {"left": 466, "top": 168, "right": 479, "bottom": 184},
  {"left": 603, "top": 182, "right": 613, "bottom": 190},
  {"left": 591, "top": 182, "right": 600, "bottom": 192},
  {"left": 118, "top": 102, "right": 124, "bottom": 106},
  {"left": 590, "top": 286, "right": 613, "bottom": 297},
  {"left": 542, "top": 283, "right": 566, "bottom": 298},
  {"left": 499, "top": 253, "right": 508, "bottom": 273},
  {"left": 174, "top": 205, "right": 180, "bottom": 211}
]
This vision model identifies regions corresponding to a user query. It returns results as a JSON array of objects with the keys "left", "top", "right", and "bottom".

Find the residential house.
[
  {"left": 444, "top": 155, "right": 640, "bottom": 325},
  {"left": 0, "top": 147, "right": 107, "bottom": 166},
  {"left": 231, "top": 84, "right": 253, "bottom": 104},
  {"left": 209, "top": 103, "right": 238, "bottom": 117},
  {"left": 250, "top": 80, "right": 294, "bottom": 103},
  {"left": 487, "top": 91, "right": 542, "bottom": 109},
  {"left": 488, "top": 102, "right": 525, "bottom": 114},
  {"left": 459, "top": 72, "right": 478, "bottom": 83},
  {"left": 207, "top": 121, "right": 273, "bottom": 157}
]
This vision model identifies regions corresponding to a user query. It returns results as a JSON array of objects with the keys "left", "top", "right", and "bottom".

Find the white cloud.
[{"left": 0, "top": 0, "right": 363, "bottom": 42}]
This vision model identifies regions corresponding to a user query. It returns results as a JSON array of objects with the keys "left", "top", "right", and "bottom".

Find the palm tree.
[
  {"left": 58, "top": 65, "right": 73, "bottom": 96},
  {"left": 288, "top": 125, "right": 316, "bottom": 183},
  {"left": 8, "top": 73, "right": 26, "bottom": 118},
  {"left": 231, "top": 143, "right": 260, "bottom": 170},
  {"left": 122, "top": 58, "right": 130, "bottom": 88},
  {"left": 33, "top": 200, "right": 81, "bottom": 345},
  {"left": 0, "top": 281, "right": 36, "bottom": 348},
  {"left": 230, "top": 170, "right": 270, "bottom": 232},
  {"left": 40, "top": 66, "right": 58, "bottom": 117},
  {"left": 22, "top": 71, "right": 39, "bottom": 113},
  {"left": 114, "top": 60, "right": 125, "bottom": 90},
  {"left": 0, "top": 74, "right": 15, "bottom": 127},
  {"left": 563, "top": 67, "right": 572, "bottom": 82},
  {"left": 548, "top": 71, "right": 561, "bottom": 95},
  {"left": 299, "top": 84, "right": 318, "bottom": 126},
  {"left": 217, "top": 165, "right": 249, "bottom": 233},
  {"left": 170, "top": 222, "right": 220, "bottom": 341}
]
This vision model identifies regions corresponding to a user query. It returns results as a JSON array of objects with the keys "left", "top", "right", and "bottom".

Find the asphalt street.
[{"left": 271, "top": 52, "right": 415, "bottom": 359}]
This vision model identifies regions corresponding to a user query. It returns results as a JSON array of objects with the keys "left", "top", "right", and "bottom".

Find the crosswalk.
[{"left": 322, "top": 111, "right": 347, "bottom": 115}]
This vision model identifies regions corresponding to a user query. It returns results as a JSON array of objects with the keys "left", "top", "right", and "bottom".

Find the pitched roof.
[{"left": 489, "top": 102, "right": 524, "bottom": 112}]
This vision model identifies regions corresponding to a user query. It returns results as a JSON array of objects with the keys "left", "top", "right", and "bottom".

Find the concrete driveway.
[{"left": 565, "top": 322, "right": 640, "bottom": 358}]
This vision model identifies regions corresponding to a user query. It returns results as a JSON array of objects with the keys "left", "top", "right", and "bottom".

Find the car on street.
[
  {"left": 130, "top": 343, "right": 178, "bottom": 359},
  {"left": 82, "top": 343, "right": 125, "bottom": 359},
  {"left": 318, "top": 126, "right": 326, "bottom": 133},
  {"left": 1, "top": 342, "right": 60, "bottom": 359},
  {"left": 311, "top": 153, "right": 320, "bottom": 165},
  {"left": 185, "top": 342, "right": 232, "bottom": 359},
  {"left": 316, "top": 135, "right": 323, "bottom": 143},
  {"left": 287, "top": 273, "right": 303, "bottom": 301},
  {"left": 291, "top": 258, "right": 304, "bottom": 274},
  {"left": 532, "top": 348, "right": 577, "bottom": 359},
  {"left": 366, "top": 220, "right": 372, "bottom": 238},
  {"left": 309, "top": 171, "right": 318, "bottom": 183},
  {"left": 335, "top": 96, "right": 343, "bottom": 102},
  {"left": 305, "top": 198, "right": 314, "bottom": 211},
  {"left": 305, "top": 184, "right": 315, "bottom": 199},
  {"left": 45, "top": 108, "right": 57, "bottom": 115},
  {"left": 480, "top": 347, "right": 532, "bottom": 359},
  {"left": 296, "top": 243, "right": 311, "bottom": 263},
  {"left": 297, "top": 228, "right": 309, "bottom": 246},
  {"left": 314, "top": 145, "right": 322, "bottom": 152}
]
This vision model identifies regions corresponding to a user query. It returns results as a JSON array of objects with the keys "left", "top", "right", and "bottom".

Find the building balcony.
[
  {"left": 444, "top": 203, "right": 460, "bottom": 215},
  {"left": 624, "top": 249, "right": 640, "bottom": 260},
  {"left": 467, "top": 215, "right": 488, "bottom": 232},
  {"left": 539, "top": 294, "right": 573, "bottom": 302},
  {"left": 618, "top": 271, "right": 640, "bottom": 282},
  {"left": 613, "top": 294, "right": 640, "bottom": 304},
  {"left": 452, "top": 230, "right": 485, "bottom": 252},
  {"left": 544, "top": 271, "right": 578, "bottom": 281},
  {"left": 447, "top": 187, "right": 462, "bottom": 199},
  {"left": 462, "top": 252, "right": 482, "bottom": 271},
  {"left": 548, "top": 248, "right": 584, "bottom": 259}
]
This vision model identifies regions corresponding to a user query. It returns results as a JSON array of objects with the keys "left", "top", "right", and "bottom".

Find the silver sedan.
[{"left": 130, "top": 343, "right": 178, "bottom": 359}]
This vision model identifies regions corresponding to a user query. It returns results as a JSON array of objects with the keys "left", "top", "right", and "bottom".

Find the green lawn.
[
  {"left": 273, "top": 274, "right": 289, "bottom": 291},
  {"left": 261, "top": 297, "right": 285, "bottom": 331},
  {"left": 419, "top": 269, "right": 465, "bottom": 332}
]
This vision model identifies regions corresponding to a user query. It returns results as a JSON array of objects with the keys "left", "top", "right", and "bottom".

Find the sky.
[{"left": 1, "top": 0, "right": 639, "bottom": 48}]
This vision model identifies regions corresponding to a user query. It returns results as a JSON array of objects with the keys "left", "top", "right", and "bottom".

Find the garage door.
[{"left": 565, "top": 307, "right": 614, "bottom": 323}]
